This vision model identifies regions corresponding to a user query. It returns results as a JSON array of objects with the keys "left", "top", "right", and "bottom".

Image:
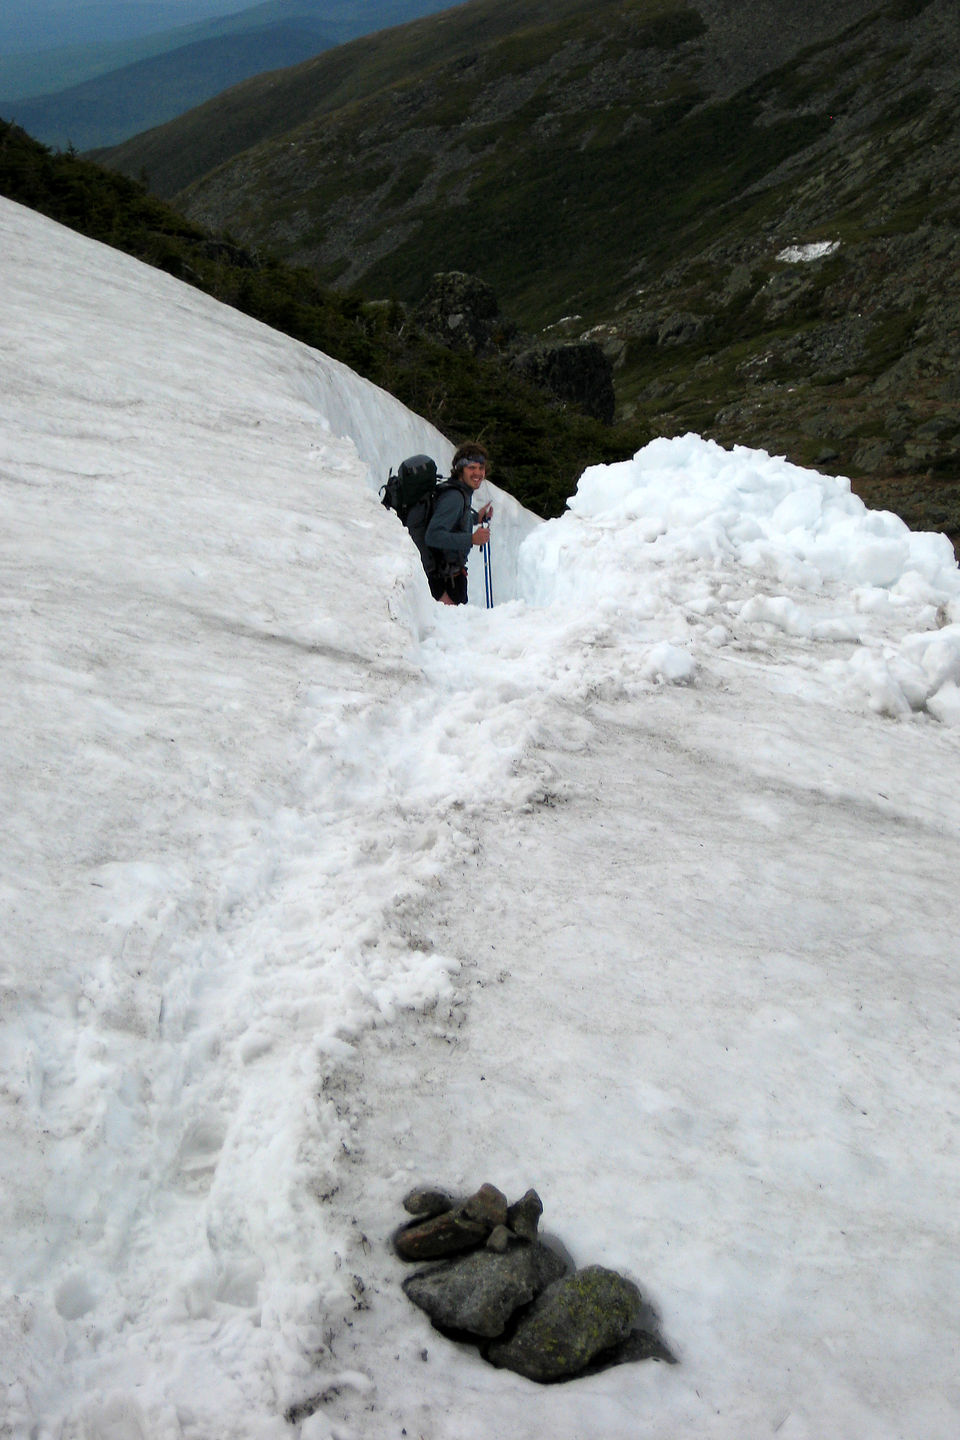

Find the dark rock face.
[
  {"left": 414, "top": 271, "right": 517, "bottom": 355},
  {"left": 487, "top": 1266, "right": 643, "bottom": 1382},
  {"left": 509, "top": 342, "right": 616, "bottom": 424},
  {"left": 416, "top": 271, "right": 616, "bottom": 423},
  {"left": 403, "top": 1242, "right": 568, "bottom": 1338}
]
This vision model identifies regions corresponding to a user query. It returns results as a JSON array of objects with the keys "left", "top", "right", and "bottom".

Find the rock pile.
[{"left": 394, "top": 1183, "right": 674, "bottom": 1383}]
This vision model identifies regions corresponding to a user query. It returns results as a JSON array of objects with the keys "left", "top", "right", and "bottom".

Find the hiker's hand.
[
  {"left": 478, "top": 502, "right": 493, "bottom": 522},
  {"left": 472, "top": 525, "right": 490, "bottom": 546}
]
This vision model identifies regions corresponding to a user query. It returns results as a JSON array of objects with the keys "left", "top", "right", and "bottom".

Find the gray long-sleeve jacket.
[{"left": 424, "top": 481, "right": 475, "bottom": 575}]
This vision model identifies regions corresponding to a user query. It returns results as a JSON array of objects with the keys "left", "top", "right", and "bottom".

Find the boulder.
[
  {"left": 486, "top": 1225, "right": 513, "bottom": 1254},
  {"left": 487, "top": 1265, "right": 643, "bottom": 1382},
  {"left": 462, "top": 1183, "right": 509, "bottom": 1229},
  {"left": 403, "top": 1242, "right": 568, "bottom": 1339},
  {"left": 506, "top": 1188, "right": 543, "bottom": 1241}
]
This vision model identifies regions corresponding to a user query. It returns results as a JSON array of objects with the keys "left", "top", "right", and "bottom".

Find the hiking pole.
[{"left": 482, "top": 514, "right": 493, "bottom": 609}]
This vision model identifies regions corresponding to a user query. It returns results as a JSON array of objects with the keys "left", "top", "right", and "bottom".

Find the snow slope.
[{"left": 2, "top": 196, "right": 960, "bottom": 1440}]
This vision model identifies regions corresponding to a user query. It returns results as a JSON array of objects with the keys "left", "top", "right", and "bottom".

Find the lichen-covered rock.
[
  {"left": 393, "top": 1209, "right": 488, "bottom": 1262},
  {"left": 487, "top": 1265, "right": 642, "bottom": 1381},
  {"left": 403, "top": 1243, "right": 568, "bottom": 1339}
]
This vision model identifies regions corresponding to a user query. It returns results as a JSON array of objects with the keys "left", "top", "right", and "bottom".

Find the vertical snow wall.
[{"left": 296, "top": 350, "right": 541, "bottom": 607}]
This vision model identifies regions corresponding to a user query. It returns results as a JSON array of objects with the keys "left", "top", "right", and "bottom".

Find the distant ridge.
[
  {"left": 0, "top": 1, "right": 464, "bottom": 149},
  {"left": 1, "top": 24, "right": 335, "bottom": 151}
]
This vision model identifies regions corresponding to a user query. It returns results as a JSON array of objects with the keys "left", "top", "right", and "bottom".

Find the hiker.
[{"left": 424, "top": 443, "right": 493, "bottom": 605}]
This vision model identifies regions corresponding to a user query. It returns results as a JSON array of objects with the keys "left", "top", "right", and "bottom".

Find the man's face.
[{"left": 461, "top": 461, "right": 486, "bottom": 490}]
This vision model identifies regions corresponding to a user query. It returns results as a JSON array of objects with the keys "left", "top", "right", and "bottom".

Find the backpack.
[
  {"left": 381, "top": 454, "right": 467, "bottom": 577},
  {"left": 380, "top": 453, "right": 441, "bottom": 524}
]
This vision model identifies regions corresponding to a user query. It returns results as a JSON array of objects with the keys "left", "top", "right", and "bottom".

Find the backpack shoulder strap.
[{"left": 431, "top": 478, "right": 469, "bottom": 513}]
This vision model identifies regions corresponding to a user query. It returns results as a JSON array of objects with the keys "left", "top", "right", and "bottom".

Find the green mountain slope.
[
  {"left": 0, "top": 118, "right": 639, "bottom": 516},
  {"left": 97, "top": 0, "right": 960, "bottom": 537},
  {"left": 90, "top": 0, "right": 600, "bottom": 196}
]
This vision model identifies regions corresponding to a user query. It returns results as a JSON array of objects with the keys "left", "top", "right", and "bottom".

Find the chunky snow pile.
[
  {"left": 776, "top": 241, "right": 840, "bottom": 263},
  {"left": 518, "top": 434, "right": 960, "bottom": 722}
]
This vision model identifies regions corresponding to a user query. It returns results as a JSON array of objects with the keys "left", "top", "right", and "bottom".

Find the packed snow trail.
[
  {"left": 0, "top": 197, "right": 511, "bottom": 1436},
  {"left": 321, "top": 666, "right": 960, "bottom": 1440},
  {"left": 3, "top": 198, "right": 960, "bottom": 1440}
]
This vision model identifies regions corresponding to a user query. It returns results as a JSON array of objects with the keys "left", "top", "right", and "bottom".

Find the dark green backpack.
[
  {"left": 380, "top": 454, "right": 440, "bottom": 524},
  {"left": 381, "top": 453, "right": 457, "bottom": 573}
]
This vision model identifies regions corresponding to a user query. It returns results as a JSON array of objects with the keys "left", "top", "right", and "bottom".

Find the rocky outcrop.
[
  {"left": 510, "top": 342, "right": 616, "bottom": 424},
  {"left": 414, "top": 272, "right": 517, "bottom": 356},
  {"left": 415, "top": 271, "right": 617, "bottom": 423}
]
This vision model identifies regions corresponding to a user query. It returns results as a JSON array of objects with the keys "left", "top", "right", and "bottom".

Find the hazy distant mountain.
[
  {"left": 2, "top": 24, "right": 337, "bottom": 150},
  {"left": 0, "top": 1, "right": 465, "bottom": 148},
  {"left": 95, "top": 0, "right": 960, "bottom": 536},
  {"left": 0, "top": 2, "right": 241, "bottom": 56}
]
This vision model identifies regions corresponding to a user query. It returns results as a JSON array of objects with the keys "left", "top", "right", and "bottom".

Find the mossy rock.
[{"left": 487, "top": 1264, "right": 641, "bottom": 1382}]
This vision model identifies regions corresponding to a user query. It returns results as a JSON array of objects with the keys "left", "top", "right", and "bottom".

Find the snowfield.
[{"left": 2, "top": 196, "right": 959, "bottom": 1440}]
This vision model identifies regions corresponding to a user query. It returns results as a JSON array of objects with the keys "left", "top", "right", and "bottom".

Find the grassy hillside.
[
  {"left": 96, "top": 0, "right": 960, "bottom": 538},
  {"left": 95, "top": 0, "right": 874, "bottom": 317},
  {"left": 91, "top": 0, "right": 600, "bottom": 196},
  {"left": 0, "top": 119, "right": 641, "bottom": 516}
]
